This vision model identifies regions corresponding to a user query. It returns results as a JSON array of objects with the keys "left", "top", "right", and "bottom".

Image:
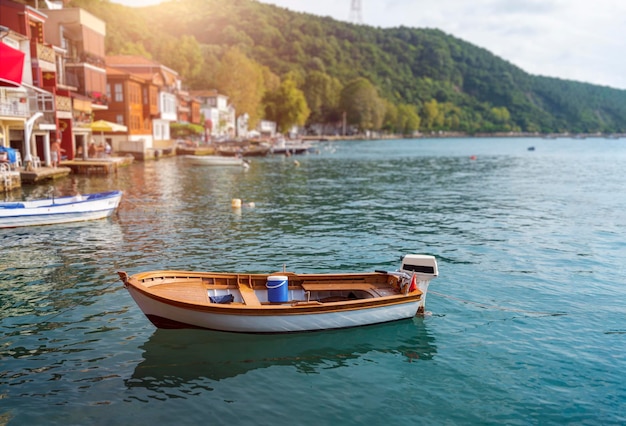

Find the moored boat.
[
  {"left": 270, "top": 138, "right": 314, "bottom": 155},
  {"left": 216, "top": 141, "right": 271, "bottom": 157},
  {"left": 0, "top": 190, "right": 122, "bottom": 228},
  {"left": 118, "top": 254, "right": 438, "bottom": 333},
  {"left": 183, "top": 155, "right": 248, "bottom": 167}
]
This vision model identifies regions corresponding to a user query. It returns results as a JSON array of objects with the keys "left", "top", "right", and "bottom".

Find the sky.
[{"left": 111, "top": 0, "right": 626, "bottom": 90}]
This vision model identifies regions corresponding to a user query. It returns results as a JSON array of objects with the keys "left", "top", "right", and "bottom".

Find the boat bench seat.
[
  {"left": 237, "top": 282, "right": 261, "bottom": 306},
  {"left": 301, "top": 282, "right": 380, "bottom": 294}
]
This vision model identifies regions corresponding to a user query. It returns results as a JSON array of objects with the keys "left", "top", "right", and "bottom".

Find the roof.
[
  {"left": 105, "top": 66, "right": 150, "bottom": 83},
  {"left": 106, "top": 55, "right": 179, "bottom": 87}
]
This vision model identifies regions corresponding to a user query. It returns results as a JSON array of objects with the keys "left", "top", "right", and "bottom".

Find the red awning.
[{"left": 0, "top": 43, "right": 25, "bottom": 88}]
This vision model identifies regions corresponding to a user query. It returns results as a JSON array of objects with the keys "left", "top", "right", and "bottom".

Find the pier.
[{"left": 60, "top": 156, "right": 134, "bottom": 176}]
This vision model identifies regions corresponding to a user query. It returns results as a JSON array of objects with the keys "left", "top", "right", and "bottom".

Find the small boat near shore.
[
  {"left": 216, "top": 140, "right": 271, "bottom": 157},
  {"left": 0, "top": 190, "right": 122, "bottom": 228},
  {"left": 270, "top": 138, "right": 314, "bottom": 155},
  {"left": 183, "top": 155, "right": 248, "bottom": 167},
  {"left": 118, "top": 254, "right": 438, "bottom": 333}
]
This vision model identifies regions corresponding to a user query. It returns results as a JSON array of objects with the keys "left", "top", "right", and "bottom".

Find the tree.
[
  {"left": 396, "top": 104, "right": 421, "bottom": 135},
  {"left": 155, "top": 35, "right": 203, "bottom": 86},
  {"left": 339, "top": 77, "right": 385, "bottom": 132},
  {"left": 214, "top": 47, "right": 266, "bottom": 128},
  {"left": 263, "top": 78, "right": 310, "bottom": 133},
  {"left": 116, "top": 42, "right": 152, "bottom": 58},
  {"left": 71, "top": 0, "right": 626, "bottom": 135},
  {"left": 421, "top": 99, "right": 443, "bottom": 130},
  {"left": 382, "top": 100, "right": 398, "bottom": 133},
  {"left": 303, "top": 71, "right": 342, "bottom": 124}
]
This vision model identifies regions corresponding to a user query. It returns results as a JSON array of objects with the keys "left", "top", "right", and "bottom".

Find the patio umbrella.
[
  {"left": 87, "top": 120, "right": 128, "bottom": 133},
  {"left": 81, "top": 120, "right": 128, "bottom": 159}
]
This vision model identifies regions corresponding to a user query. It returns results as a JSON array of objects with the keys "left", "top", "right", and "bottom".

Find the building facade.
[
  {"left": 190, "top": 89, "right": 235, "bottom": 140},
  {"left": 0, "top": 0, "right": 108, "bottom": 167}
]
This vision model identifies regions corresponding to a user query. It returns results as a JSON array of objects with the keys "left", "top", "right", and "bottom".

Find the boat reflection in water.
[{"left": 127, "top": 317, "right": 437, "bottom": 390}]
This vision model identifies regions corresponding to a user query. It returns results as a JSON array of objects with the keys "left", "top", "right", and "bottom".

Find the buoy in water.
[
  {"left": 470, "top": 155, "right": 477, "bottom": 160},
  {"left": 231, "top": 198, "right": 242, "bottom": 208}
]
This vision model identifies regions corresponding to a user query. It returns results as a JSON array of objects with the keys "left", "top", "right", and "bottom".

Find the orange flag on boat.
[{"left": 409, "top": 273, "right": 417, "bottom": 292}]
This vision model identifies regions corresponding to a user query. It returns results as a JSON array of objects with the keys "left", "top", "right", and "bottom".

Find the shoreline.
[{"left": 301, "top": 131, "right": 625, "bottom": 142}]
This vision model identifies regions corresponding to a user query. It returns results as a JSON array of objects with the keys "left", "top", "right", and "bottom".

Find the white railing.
[{"left": 0, "top": 99, "right": 29, "bottom": 117}]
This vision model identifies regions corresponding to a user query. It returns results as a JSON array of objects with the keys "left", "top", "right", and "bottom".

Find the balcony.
[
  {"left": 88, "top": 92, "right": 108, "bottom": 108},
  {"left": 35, "top": 44, "right": 56, "bottom": 71},
  {"left": 65, "top": 51, "right": 106, "bottom": 69},
  {"left": 0, "top": 97, "right": 29, "bottom": 118}
]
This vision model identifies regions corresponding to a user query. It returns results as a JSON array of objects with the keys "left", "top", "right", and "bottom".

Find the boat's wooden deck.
[
  {"left": 150, "top": 279, "right": 211, "bottom": 304},
  {"left": 137, "top": 272, "right": 405, "bottom": 306}
]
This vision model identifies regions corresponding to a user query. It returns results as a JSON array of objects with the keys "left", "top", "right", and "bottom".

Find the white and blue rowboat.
[
  {"left": 118, "top": 254, "right": 438, "bottom": 334},
  {"left": 0, "top": 190, "right": 122, "bottom": 228}
]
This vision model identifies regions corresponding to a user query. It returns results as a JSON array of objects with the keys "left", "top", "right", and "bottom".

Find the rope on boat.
[{"left": 429, "top": 290, "right": 567, "bottom": 316}]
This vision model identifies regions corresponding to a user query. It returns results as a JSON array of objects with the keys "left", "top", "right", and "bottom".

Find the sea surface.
[{"left": 1, "top": 137, "right": 625, "bottom": 425}]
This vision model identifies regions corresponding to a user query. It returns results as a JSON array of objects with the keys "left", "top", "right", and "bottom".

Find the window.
[{"left": 114, "top": 84, "right": 123, "bottom": 102}]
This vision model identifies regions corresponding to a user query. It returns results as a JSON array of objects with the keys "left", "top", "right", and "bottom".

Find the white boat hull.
[
  {"left": 0, "top": 190, "right": 122, "bottom": 228},
  {"left": 183, "top": 155, "right": 245, "bottom": 166},
  {"left": 126, "top": 284, "right": 422, "bottom": 333}
]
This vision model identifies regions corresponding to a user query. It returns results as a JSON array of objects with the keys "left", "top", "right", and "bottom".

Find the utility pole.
[{"left": 350, "top": 0, "right": 363, "bottom": 24}]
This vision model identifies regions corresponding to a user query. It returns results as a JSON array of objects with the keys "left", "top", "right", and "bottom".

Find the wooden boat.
[
  {"left": 0, "top": 190, "right": 122, "bottom": 228},
  {"left": 117, "top": 254, "right": 438, "bottom": 333},
  {"left": 183, "top": 155, "right": 248, "bottom": 167},
  {"left": 216, "top": 141, "right": 271, "bottom": 157}
]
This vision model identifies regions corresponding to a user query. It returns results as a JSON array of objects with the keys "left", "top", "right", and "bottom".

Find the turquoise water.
[{"left": 1, "top": 137, "right": 625, "bottom": 425}]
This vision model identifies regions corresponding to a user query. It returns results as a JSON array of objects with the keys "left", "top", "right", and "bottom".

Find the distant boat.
[
  {"left": 183, "top": 155, "right": 248, "bottom": 167},
  {"left": 118, "top": 254, "right": 439, "bottom": 333},
  {"left": 527, "top": 146, "right": 535, "bottom": 151},
  {"left": 216, "top": 141, "right": 271, "bottom": 157},
  {"left": 0, "top": 190, "right": 122, "bottom": 228},
  {"left": 270, "top": 138, "right": 314, "bottom": 155}
]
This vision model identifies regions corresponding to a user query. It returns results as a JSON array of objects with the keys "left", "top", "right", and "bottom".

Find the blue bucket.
[{"left": 266, "top": 275, "right": 288, "bottom": 303}]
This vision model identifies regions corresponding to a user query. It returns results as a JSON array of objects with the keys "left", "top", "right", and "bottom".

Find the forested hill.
[{"left": 68, "top": 0, "right": 626, "bottom": 134}]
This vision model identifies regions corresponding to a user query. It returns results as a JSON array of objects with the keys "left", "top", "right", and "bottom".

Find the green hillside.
[{"left": 68, "top": 0, "right": 626, "bottom": 135}]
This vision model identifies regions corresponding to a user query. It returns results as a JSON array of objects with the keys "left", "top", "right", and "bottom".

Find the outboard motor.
[
  {"left": 399, "top": 254, "right": 438, "bottom": 313},
  {"left": 400, "top": 254, "right": 438, "bottom": 277}
]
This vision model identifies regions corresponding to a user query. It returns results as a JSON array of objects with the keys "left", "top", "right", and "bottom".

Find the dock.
[
  {"left": 20, "top": 166, "right": 71, "bottom": 184},
  {"left": 60, "top": 156, "right": 134, "bottom": 175}
]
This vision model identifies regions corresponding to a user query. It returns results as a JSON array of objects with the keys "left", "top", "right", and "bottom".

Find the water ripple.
[{"left": 2, "top": 138, "right": 626, "bottom": 424}]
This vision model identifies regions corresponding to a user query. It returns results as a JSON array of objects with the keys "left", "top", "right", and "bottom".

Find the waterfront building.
[
  {"left": 190, "top": 89, "right": 235, "bottom": 140},
  {"left": 103, "top": 55, "right": 184, "bottom": 158},
  {"left": 43, "top": 6, "right": 108, "bottom": 161},
  {"left": 0, "top": 0, "right": 109, "bottom": 171},
  {"left": 0, "top": 0, "right": 58, "bottom": 170}
]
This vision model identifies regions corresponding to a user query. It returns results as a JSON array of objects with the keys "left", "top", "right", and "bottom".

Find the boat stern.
[{"left": 400, "top": 254, "right": 438, "bottom": 313}]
